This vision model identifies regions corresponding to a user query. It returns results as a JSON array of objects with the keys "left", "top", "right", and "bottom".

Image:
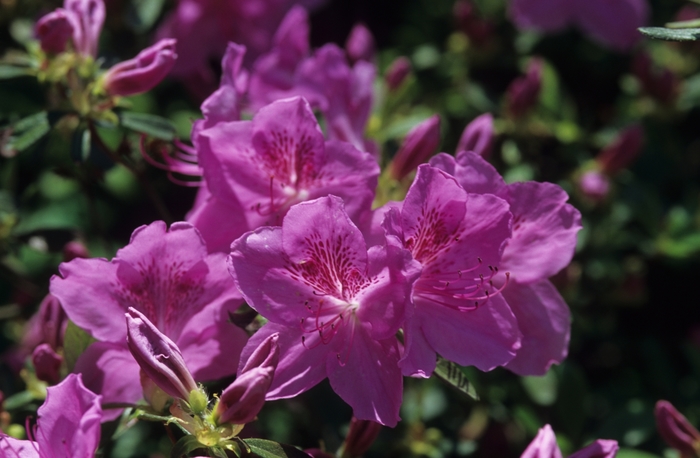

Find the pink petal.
[
  {"left": 326, "top": 326, "right": 402, "bottom": 427},
  {"left": 500, "top": 182, "right": 581, "bottom": 283},
  {"left": 503, "top": 280, "right": 571, "bottom": 375},
  {"left": 569, "top": 440, "right": 619, "bottom": 458},
  {"left": 399, "top": 318, "right": 437, "bottom": 378},
  {"left": 74, "top": 342, "right": 142, "bottom": 422},
  {"left": 521, "top": 424, "right": 563, "bottom": 458},
  {"left": 186, "top": 194, "right": 250, "bottom": 253},
  {"left": 50, "top": 257, "right": 125, "bottom": 342},
  {"left": 37, "top": 374, "right": 102, "bottom": 456},
  {"left": 415, "top": 294, "right": 520, "bottom": 371},
  {"left": 239, "top": 324, "right": 330, "bottom": 400},
  {"left": 0, "top": 436, "right": 39, "bottom": 457},
  {"left": 430, "top": 151, "right": 507, "bottom": 196}
]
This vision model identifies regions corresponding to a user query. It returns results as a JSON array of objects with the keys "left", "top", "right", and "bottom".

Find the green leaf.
[
  {"left": 433, "top": 357, "right": 479, "bottom": 400},
  {"left": 241, "top": 438, "right": 312, "bottom": 458},
  {"left": 170, "top": 435, "right": 204, "bottom": 458},
  {"left": 130, "top": 0, "right": 166, "bottom": 32},
  {"left": 0, "top": 64, "right": 31, "bottom": 79},
  {"left": 638, "top": 27, "right": 700, "bottom": 41},
  {"left": 3, "top": 391, "right": 36, "bottom": 410},
  {"left": 119, "top": 111, "right": 176, "bottom": 140},
  {"left": 70, "top": 128, "right": 92, "bottom": 162},
  {"left": 63, "top": 321, "right": 96, "bottom": 372},
  {"left": 615, "top": 449, "right": 661, "bottom": 458},
  {"left": 7, "top": 111, "right": 50, "bottom": 152}
]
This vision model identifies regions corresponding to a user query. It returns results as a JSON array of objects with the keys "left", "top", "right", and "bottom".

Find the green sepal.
[
  {"left": 170, "top": 435, "right": 205, "bottom": 458},
  {"left": 433, "top": 356, "right": 479, "bottom": 400}
]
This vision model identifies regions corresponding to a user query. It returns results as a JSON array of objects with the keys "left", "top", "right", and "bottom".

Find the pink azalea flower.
[
  {"left": 155, "top": 0, "right": 326, "bottom": 100},
  {"left": 49, "top": 221, "right": 248, "bottom": 419},
  {"left": 429, "top": 151, "right": 581, "bottom": 375},
  {"left": 509, "top": 0, "right": 649, "bottom": 52},
  {"left": 0, "top": 374, "right": 102, "bottom": 457},
  {"left": 380, "top": 164, "right": 521, "bottom": 377},
  {"left": 229, "top": 196, "right": 420, "bottom": 426},
  {"left": 248, "top": 7, "right": 376, "bottom": 151},
  {"left": 521, "top": 424, "right": 618, "bottom": 458},
  {"left": 35, "top": 0, "right": 105, "bottom": 57},
  {"left": 190, "top": 96, "right": 379, "bottom": 252}
]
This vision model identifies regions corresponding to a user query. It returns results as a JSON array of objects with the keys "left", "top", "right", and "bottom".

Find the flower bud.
[
  {"left": 569, "top": 440, "right": 619, "bottom": 458},
  {"left": 655, "top": 400, "right": 700, "bottom": 457},
  {"left": 126, "top": 307, "right": 197, "bottom": 401},
  {"left": 63, "top": 241, "right": 90, "bottom": 262},
  {"left": 596, "top": 125, "right": 643, "bottom": 175},
  {"left": 38, "top": 294, "right": 68, "bottom": 351},
  {"left": 385, "top": 56, "right": 411, "bottom": 91},
  {"left": 342, "top": 417, "right": 382, "bottom": 457},
  {"left": 389, "top": 115, "right": 441, "bottom": 181},
  {"left": 453, "top": 0, "right": 494, "bottom": 46},
  {"left": 32, "top": 343, "right": 63, "bottom": 385},
  {"left": 507, "top": 58, "right": 543, "bottom": 119},
  {"left": 456, "top": 113, "right": 494, "bottom": 158},
  {"left": 216, "top": 333, "right": 279, "bottom": 425},
  {"left": 578, "top": 170, "right": 610, "bottom": 201},
  {"left": 35, "top": 9, "right": 77, "bottom": 55},
  {"left": 64, "top": 0, "right": 105, "bottom": 57},
  {"left": 346, "top": 23, "right": 375, "bottom": 63},
  {"left": 103, "top": 39, "right": 177, "bottom": 97}
]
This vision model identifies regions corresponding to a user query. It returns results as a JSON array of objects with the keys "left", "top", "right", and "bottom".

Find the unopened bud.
[
  {"left": 103, "top": 39, "right": 177, "bottom": 97},
  {"left": 35, "top": 10, "right": 76, "bottom": 55},
  {"left": 456, "top": 113, "right": 494, "bottom": 158},
  {"left": 342, "top": 417, "right": 382, "bottom": 457},
  {"left": 655, "top": 400, "right": 700, "bottom": 457},
  {"left": 453, "top": 0, "right": 494, "bottom": 46},
  {"left": 578, "top": 170, "right": 610, "bottom": 201},
  {"left": 385, "top": 57, "right": 411, "bottom": 91},
  {"left": 126, "top": 307, "right": 197, "bottom": 401},
  {"left": 38, "top": 294, "right": 68, "bottom": 350},
  {"left": 597, "top": 125, "right": 643, "bottom": 175},
  {"left": 632, "top": 53, "right": 678, "bottom": 105},
  {"left": 217, "top": 333, "right": 279, "bottom": 425},
  {"left": 346, "top": 23, "right": 375, "bottom": 63},
  {"left": 389, "top": 115, "right": 441, "bottom": 181},
  {"left": 32, "top": 343, "right": 63, "bottom": 385},
  {"left": 569, "top": 440, "right": 619, "bottom": 458},
  {"left": 63, "top": 241, "right": 90, "bottom": 262},
  {"left": 507, "top": 58, "right": 543, "bottom": 119}
]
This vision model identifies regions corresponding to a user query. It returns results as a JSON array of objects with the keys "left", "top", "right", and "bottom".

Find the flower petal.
[{"left": 503, "top": 280, "right": 571, "bottom": 375}]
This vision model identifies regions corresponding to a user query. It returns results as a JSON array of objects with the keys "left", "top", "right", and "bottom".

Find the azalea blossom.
[
  {"left": 0, "top": 374, "right": 102, "bottom": 457},
  {"left": 50, "top": 221, "right": 248, "bottom": 419},
  {"left": 430, "top": 151, "right": 581, "bottom": 375},
  {"left": 509, "top": 0, "right": 649, "bottom": 51},
  {"left": 379, "top": 164, "right": 521, "bottom": 377},
  {"left": 229, "top": 196, "right": 419, "bottom": 426},
  {"left": 521, "top": 424, "right": 618, "bottom": 458},
  {"left": 190, "top": 96, "right": 379, "bottom": 252}
]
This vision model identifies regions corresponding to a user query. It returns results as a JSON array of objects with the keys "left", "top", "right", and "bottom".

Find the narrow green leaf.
[
  {"left": 63, "top": 321, "right": 96, "bottom": 372},
  {"left": 0, "top": 64, "right": 31, "bottom": 79},
  {"left": 433, "top": 357, "right": 479, "bottom": 400},
  {"left": 665, "top": 18, "right": 700, "bottom": 29},
  {"left": 241, "top": 438, "right": 312, "bottom": 458},
  {"left": 170, "top": 435, "right": 204, "bottom": 458},
  {"left": 638, "top": 26, "right": 700, "bottom": 41},
  {"left": 3, "top": 391, "right": 35, "bottom": 410},
  {"left": 7, "top": 112, "right": 50, "bottom": 152},
  {"left": 120, "top": 111, "right": 176, "bottom": 140}
]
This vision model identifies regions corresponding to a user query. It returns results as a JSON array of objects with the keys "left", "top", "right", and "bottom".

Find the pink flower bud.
[
  {"left": 453, "top": 0, "right": 494, "bottom": 46},
  {"left": 385, "top": 56, "right": 411, "bottom": 91},
  {"left": 126, "top": 307, "right": 197, "bottom": 401},
  {"left": 38, "top": 294, "right": 68, "bottom": 351},
  {"left": 578, "top": 170, "right": 610, "bottom": 201},
  {"left": 216, "top": 333, "right": 279, "bottom": 425},
  {"left": 63, "top": 241, "right": 90, "bottom": 262},
  {"left": 32, "top": 343, "right": 63, "bottom": 384},
  {"left": 342, "top": 417, "right": 382, "bottom": 457},
  {"left": 655, "top": 400, "right": 700, "bottom": 457},
  {"left": 456, "top": 113, "right": 494, "bottom": 158},
  {"left": 597, "top": 125, "right": 643, "bottom": 175},
  {"left": 569, "top": 440, "right": 619, "bottom": 458},
  {"left": 103, "top": 39, "right": 177, "bottom": 97},
  {"left": 389, "top": 115, "right": 441, "bottom": 181},
  {"left": 35, "top": 9, "right": 77, "bottom": 55},
  {"left": 507, "top": 58, "right": 543, "bottom": 119},
  {"left": 346, "top": 23, "right": 375, "bottom": 63},
  {"left": 64, "top": 0, "right": 105, "bottom": 57}
]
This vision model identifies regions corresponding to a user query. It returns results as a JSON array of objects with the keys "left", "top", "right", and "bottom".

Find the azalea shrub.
[{"left": 1, "top": 0, "right": 700, "bottom": 457}]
